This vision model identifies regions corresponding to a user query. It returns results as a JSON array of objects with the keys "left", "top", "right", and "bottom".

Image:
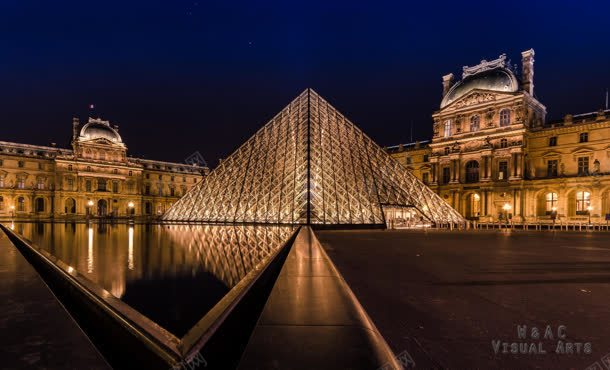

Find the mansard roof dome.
[
  {"left": 441, "top": 67, "right": 518, "bottom": 108},
  {"left": 79, "top": 118, "right": 122, "bottom": 143}
]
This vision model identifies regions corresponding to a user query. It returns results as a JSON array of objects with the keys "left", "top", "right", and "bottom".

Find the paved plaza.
[{"left": 317, "top": 229, "right": 610, "bottom": 370}]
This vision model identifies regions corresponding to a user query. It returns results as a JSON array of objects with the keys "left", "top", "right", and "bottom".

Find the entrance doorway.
[{"left": 97, "top": 199, "right": 108, "bottom": 216}]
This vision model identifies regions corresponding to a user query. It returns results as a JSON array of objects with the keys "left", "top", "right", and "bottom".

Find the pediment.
[{"left": 444, "top": 89, "right": 514, "bottom": 110}]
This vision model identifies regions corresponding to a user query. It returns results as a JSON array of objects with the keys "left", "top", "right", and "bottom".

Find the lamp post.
[
  {"left": 9, "top": 204, "right": 15, "bottom": 219},
  {"left": 86, "top": 200, "right": 94, "bottom": 221},
  {"left": 127, "top": 201, "right": 134, "bottom": 220},
  {"left": 587, "top": 205, "right": 593, "bottom": 225},
  {"left": 502, "top": 203, "right": 512, "bottom": 228}
]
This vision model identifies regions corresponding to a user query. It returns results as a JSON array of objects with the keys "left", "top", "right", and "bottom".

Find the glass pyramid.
[{"left": 164, "top": 89, "right": 463, "bottom": 226}]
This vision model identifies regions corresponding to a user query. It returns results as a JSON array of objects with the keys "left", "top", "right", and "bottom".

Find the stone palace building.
[
  {"left": 0, "top": 117, "right": 206, "bottom": 220},
  {"left": 388, "top": 49, "right": 610, "bottom": 223}
]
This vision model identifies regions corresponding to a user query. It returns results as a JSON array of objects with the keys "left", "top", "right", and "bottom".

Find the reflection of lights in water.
[
  {"left": 87, "top": 227, "right": 94, "bottom": 273},
  {"left": 67, "top": 266, "right": 74, "bottom": 274},
  {"left": 10, "top": 222, "right": 14, "bottom": 230},
  {"left": 128, "top": 226, "right": 134, "bottom": 270}
]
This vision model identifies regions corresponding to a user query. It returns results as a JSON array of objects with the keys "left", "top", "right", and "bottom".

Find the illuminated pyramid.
[{"left": 164, "top": 89, "right": 463, "bottom": 226}]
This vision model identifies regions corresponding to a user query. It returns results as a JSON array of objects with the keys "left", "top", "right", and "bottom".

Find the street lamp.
[
  {"left": 127, "top": 201, "right": 134, "bottom": 218},
  {"left": 551, "top": 206, "right": 558, "bottom": 227},
  {"left": 587, "top": 205, "right": 593, "bottom": 225},
  {"left": 9, "top": 204, "right": 15, "bottom": 219},
  {"left": 86, "top": 200, "right": 94, "bottom": 220},
  {"left": 502, "top": 203, "right": 512, "bottom": 227}
]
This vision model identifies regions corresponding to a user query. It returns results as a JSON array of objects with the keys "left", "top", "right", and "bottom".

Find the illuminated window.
[
  {"left": 499, "top": 109, "right": 511, "bottom": 127},
  {"left": 576, "top": 191, "right": 591, "bottom": 214},
  {"left": 444, "top": 120, "right": 452, "bottom": 137},
  {"left": 579, "top": 132, "right": 588, "bottom": 143},
  {"left": 465, "top": 160, "right": 480, "bottom": 183},
  {"left": 545, "top": 192, "right": 558, "bottom": 213},
  {"left": 470, "top": 115, "right": 480, "bottom": 132},
  {"left": 37, "top": 178, "right": 44, "bottom": 190},
  {"left": 17, "top": 176, "right": 25, "bottom": 189},
  {"left": 469, "top": 193, "right": 480, "bottom": 217}
]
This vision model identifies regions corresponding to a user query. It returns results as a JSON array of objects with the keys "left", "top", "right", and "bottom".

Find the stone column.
[{"left": 431, "top": 163, "right": 437, "bottom": 184}]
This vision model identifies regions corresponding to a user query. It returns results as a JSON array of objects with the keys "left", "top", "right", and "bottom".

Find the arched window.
[
  {"left": 65, "top": 198, "right": 76, "bottom": 214},
  {"left": 545, "top": 192, "right": 558, "bottom": 213},
  {"left": 499, "top": 109, "right": 511, "bottom": 127},
  {"left": 470, "top": 115, "right": 480, "bottom": 132},
  {"left": 35, "top": 198, "right": 45, "bottom": 213},
  {"left": 465, "top": 161, "right": 480, "bottom": 183},
  {"left": 500, "top": 138, "right": 508, "bottom": 148},
  {"left": 17, "top": 197, "right": 25, "bottom": 212},
  {"left": 576, "top": 191, "right": 591, "bottom": 214},
  {"left": 444, "top": 120, "right": 452, "bottom": 137}
]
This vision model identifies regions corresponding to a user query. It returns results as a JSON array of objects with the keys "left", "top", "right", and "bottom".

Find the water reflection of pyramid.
[{"left": 164, "top": 89, "right": 463, "bottom": 225}]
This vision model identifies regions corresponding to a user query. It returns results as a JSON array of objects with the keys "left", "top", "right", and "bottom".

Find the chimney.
[
  {"left": 442, "top": 73, "right": 455, "bottom": 97},
  {"left": 521, "top": 49, "right": 535, "bottom": 95},
  {"left": 72, "top": 117, "right": 80, "bottom": 139}
]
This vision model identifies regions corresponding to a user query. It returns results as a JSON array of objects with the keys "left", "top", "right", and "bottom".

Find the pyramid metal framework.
[{"left": 163, "top": 89, "right": 464, "bottom": 226}]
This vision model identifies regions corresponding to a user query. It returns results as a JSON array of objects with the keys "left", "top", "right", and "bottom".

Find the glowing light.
[
  {"left": 87, "top": 200, "right": 94, "bottom": 207},
  {"left": 128, "top": 226, "right": 134, "bottom": 270},
  {"left": 9, "top": 205, "right": 15, "bottom": 210},
  {"left": 502, "top": 203, "right": 512, "bottom": 211},
  {"left": 87, "top": 227, "right": 94, "bottom": 273},
  {"left": 127, "top": 201, "right": 134, "bottom": 208}
]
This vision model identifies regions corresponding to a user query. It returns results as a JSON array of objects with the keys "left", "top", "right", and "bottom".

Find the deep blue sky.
[{"left": 1, "top": 0, "right": 609, "bottom": 165}]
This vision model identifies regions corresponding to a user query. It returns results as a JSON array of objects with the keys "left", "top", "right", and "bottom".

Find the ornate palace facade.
[
  {"left": 0, "top": 117, "right": 207, "bottom": 220},
  {"left": 389, "top": 49, "right": 610, "bottom": 223}
]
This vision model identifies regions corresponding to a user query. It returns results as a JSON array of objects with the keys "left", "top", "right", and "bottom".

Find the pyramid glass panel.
[{"left": 164, "top": 89, "right": 463, "bottom": 225}]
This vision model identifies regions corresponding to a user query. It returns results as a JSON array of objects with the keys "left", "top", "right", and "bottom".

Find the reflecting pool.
[{"left": 12, "top": 222, "right": 294, "bottom": 337}]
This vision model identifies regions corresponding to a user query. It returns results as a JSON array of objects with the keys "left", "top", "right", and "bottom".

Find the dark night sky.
[{"left": 1, "top": 0, "right": 609, "bottom": 166}]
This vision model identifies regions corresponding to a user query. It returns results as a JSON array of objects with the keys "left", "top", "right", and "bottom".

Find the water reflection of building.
[
  {"left": 17, "top": 223, "right": 293, "bottom": 298},
  {"left": 388, "top": 49, "right": 610, "bottom": 223},
  {"left": 0, "top": 117, "right": 207, "bottom": 220}
]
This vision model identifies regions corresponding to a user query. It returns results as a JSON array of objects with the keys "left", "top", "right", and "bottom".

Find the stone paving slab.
[{"left": 0, "top": 228, "right": 110, "bottom": 370}]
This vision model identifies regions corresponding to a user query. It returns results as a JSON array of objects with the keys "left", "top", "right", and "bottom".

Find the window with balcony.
[
  {"left": 577, "top": 157, "right": 589, "bottom": 176},
  {"left": 442, "top": 167, "right": 451, "bottom": 184},
  {"left": 465, "top": 160, "right": 480, "bottom": 183},
  {"left": 498, "top": 161, "right": 508, "bottom": 180},
  {"left": 547, "top": 160, "right": 558, "bottom": 177},
  {"left": 97, "top": 179, "right": 107, "bottom": 191}
]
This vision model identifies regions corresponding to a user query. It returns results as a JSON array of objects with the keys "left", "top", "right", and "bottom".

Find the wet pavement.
[
  {"left": 0, "top": 230, "right": 110, "bottom": 370},
  {"left": 317, "top": 229, "right": 610, "bottom": 370}
]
